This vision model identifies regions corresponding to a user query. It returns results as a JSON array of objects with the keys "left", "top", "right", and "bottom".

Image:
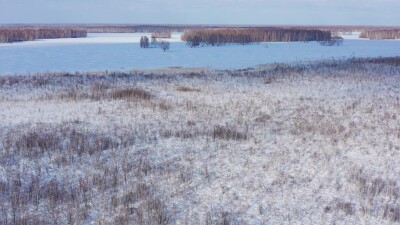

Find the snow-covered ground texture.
[
  {"left": 336, "top": 32, "right": 366, "bottom": 40},
  {"left": 1, "top": 33, "right": 400, "bottom": 75},
  {"left": 1, "top": 57, "right": 400, "bottom": 224}
]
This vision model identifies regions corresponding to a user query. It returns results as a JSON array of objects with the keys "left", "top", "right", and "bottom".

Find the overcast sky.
[{"left": 1, "top": 0, "right": 399, "bottom": 25}]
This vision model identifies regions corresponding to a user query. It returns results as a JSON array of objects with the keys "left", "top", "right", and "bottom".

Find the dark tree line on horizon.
[
  {"left": 0, "top": 28, "right": 87, "bottom": 43},
  {"left": 360, "top": 30, "right": 400, "bottom": 40},
  {"left": 84, "top": 26, "right": 185, "bottom": 33},
  {"left": 181, "top": 28, "right": 332, "bottom": 47},
  {"left": 2, "top": 24, "right": 399, "bottom": 36},
  {"left": 151, "top": 32, "right": 171, "bottom": 38}
]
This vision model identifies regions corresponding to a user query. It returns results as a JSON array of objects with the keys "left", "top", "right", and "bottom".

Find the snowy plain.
[
  {"left": 1, "top": 59, "right": 400, "bottom": 224},
  {"left": 0, "top": 32, "right": 399, "bottom": 75}
]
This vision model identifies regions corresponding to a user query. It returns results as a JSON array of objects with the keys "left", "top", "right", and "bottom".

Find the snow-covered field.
[
  {"left": 1, "top": 58, "right": 400, "bottom": 224},
  {"left": 0, "top": 33, "right": 400, "bottom": 75},
  {"left": 336, "top": 32, "right": 366, "bottom": 40},
  {"left": 0, "top": 33, "right": 183, "bottom": 47}
]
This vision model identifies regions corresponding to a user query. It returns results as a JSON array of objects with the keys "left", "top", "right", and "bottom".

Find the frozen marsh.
[{"left": 0, "top": 57, "right": 400, "bottom": 224}]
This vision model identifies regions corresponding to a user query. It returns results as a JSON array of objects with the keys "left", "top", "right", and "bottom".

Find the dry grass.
[
  {"left": 59, "top": 86, "right": 153, "bottom": 101},
  {"left": 212, "top": 125, "right": 248, "bottom": 141},
  {"left": 110, "top": 87, "right": 153, "bottom": 100},
  {"left": 176, "top": 86, "right": 201, "bottom": 92},
  {"left": 1, "top": 57, "right": 400, "bottom": 224}
]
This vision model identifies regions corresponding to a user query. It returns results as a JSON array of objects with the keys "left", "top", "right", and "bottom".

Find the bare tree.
[
  {"left": 186, "top": 36, "right": 201, "bottom": 48},
  {"left": 160, "top": 41, "right": 170, "bottom": 52},
  {"left": 140, "top": 36, "right": 149, "bottom": 48},
  {"left": 144, "top": 36, "right": 149, "bottom": 48},
  {"left": 140, "top": 36, "right": 144, "bottom": 48},
  {"left": 151, "top": 37, "right": 158, "bottom": 48}
]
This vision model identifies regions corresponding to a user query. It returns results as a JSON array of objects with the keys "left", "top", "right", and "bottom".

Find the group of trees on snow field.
[
  {"left": 140, "top": 36, "right": 150, "bottom": 48},
  {"left": 360, "top": 30, "right": 400, "bottom": 40},
  {"left": 0, "top": 28, "right": 87, "bottom": 43},
  {"left": 181, "top": 28, "right": 332, "bottom": 47},
  {"left": 140, "top": 36, "right": 170, "bottom": 52}
]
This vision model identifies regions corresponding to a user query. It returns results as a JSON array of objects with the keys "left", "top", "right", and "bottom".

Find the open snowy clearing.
[
  {"left": 1, "top": 57, "right": 400, "bottom": 224},
  {"left": 336, "top": 32, "right": 366, "bottom": 40}
]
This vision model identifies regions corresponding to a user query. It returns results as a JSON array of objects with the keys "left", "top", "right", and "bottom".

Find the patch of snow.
[{"left": 337, "top": 32, "right": 366, "bottom": 40}]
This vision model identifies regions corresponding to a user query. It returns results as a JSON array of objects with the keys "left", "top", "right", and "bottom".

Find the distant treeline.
[
  {"left": 360, "top": 30, "right": 400, "bottom": 40},
  {"left": 280, "top": 25, "right": 400, "bottom": 32},
  {"left": 1, "top": 25, "right": 399, "bottom": 42},
  {"left": 68, "top": 25, "right": 215, "bottom": 33},
  {"left": 0, "top": 28, "right": 87, "bottom": 43},
  {"left": 1, "top": 25, "right": 203, "bottom": 34},
  {"left": 3, "top": 24, "right": 399, "bottom": 34},
  {"left": 151, "top": 32, "right": 172, "bottom": 38},
  {"left": 181, "top": 28, "right": 331, "bottom": 46},
  {"left": 83, "top": 25, "right": 183, "bottom": 33},
  {"left": 80, "top": 25, "right": 400, "bottom": 34}
]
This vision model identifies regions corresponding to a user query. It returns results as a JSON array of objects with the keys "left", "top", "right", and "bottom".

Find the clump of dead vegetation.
[
  {"left": 176, "top": 86, "right": 201, "bottom": 92},
  {"left": 213, "top": 125, "right": 248, "bottom": 141},
  {"left": 59, "top": 86, "right": 153, "bottom": 101},
  {"left": 109, "top": 86, "right": 153, "bottom": 101}
]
